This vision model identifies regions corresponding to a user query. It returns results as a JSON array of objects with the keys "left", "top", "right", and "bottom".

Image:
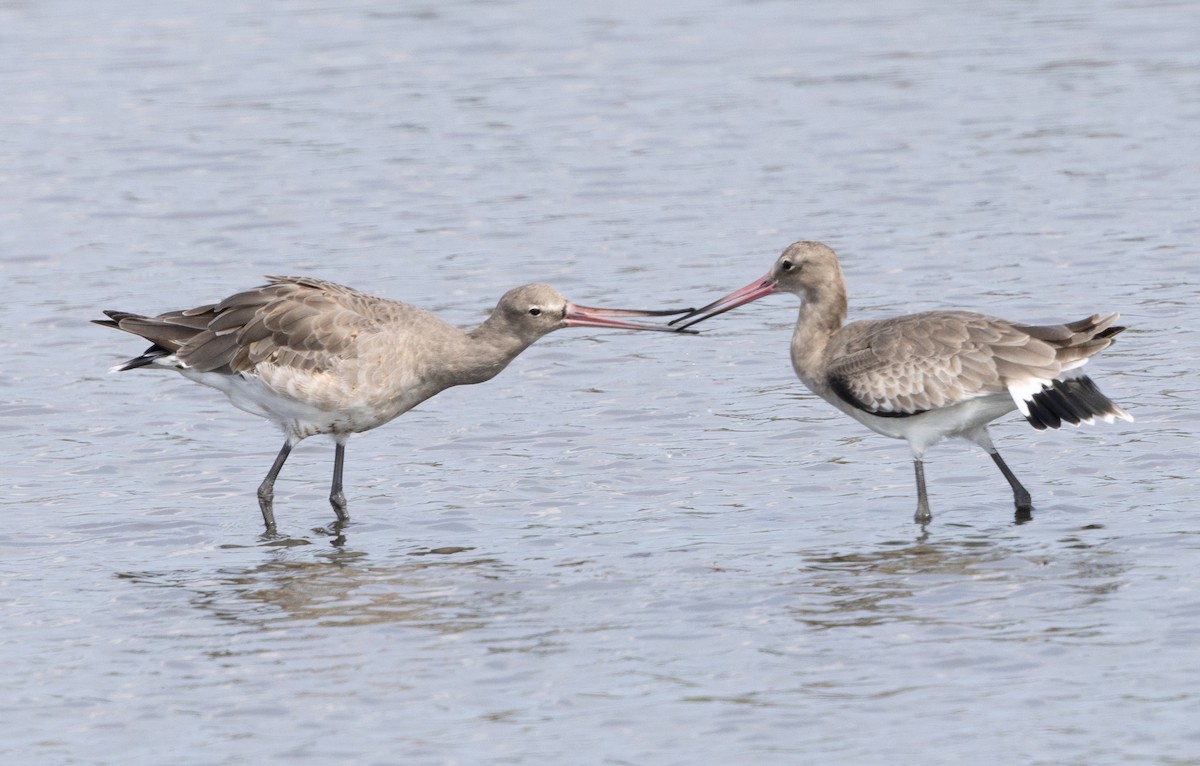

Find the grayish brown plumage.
[
  {"left": 674, "top": 241, "right": 1133, "bottom": 523},
  {"left": 95, "top": 276, "right": 692, "bottom": 533}
]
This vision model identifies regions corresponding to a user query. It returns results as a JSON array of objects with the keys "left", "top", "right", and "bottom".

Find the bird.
[
  {"left": 672, "top": 241, "right": 1133, "bottom": 523},
  {"left": 95, "top": 276, "right": 694, "bottom": 533}
]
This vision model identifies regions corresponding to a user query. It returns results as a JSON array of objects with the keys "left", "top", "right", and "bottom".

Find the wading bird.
[
  {"left": 97, "top": 276, "right": 692, "bottom": 533},
  {"left": 673, "top": 241, "right": 1132, "bottom": 523}
]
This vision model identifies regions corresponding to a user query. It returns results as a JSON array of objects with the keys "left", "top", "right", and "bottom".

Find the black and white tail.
[
  {"left": 1021, "top": 376, "right": 1133, "bottom": 430},
  {"left": 1006, "top": 312, "right": 1133, "bottom": 431}
]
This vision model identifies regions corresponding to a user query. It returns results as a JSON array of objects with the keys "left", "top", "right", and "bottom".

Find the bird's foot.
[
  {"left": 914, "top": 504, "right": 932, "bottom": 525},
  {"left": 1013, "top": 490, "right": 1033, "bottom": 524},
  {"left": 329, "top": 491, "right": 349, "bottom": 522},
  {"left": 257, "top": 488, "right": 278, "bottom": 534}
]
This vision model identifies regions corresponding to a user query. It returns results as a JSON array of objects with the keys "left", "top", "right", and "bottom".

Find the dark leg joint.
[
  {"left": 913, "top": 459, "right": 932, "bottom": 525},
  {"left": 257, "top": 441, "right": 292, "bottom": 534},
  {"left": 329, "top": 491, "right": 348, "bottom": 521},
  {"left": 989, "top": 451, "right": 1032, "bottom": 513},
  {"left": 330, "top": 442, "right": 349, "bottom": 522}
]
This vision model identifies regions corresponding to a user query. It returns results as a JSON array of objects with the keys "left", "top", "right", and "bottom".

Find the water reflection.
[
  {"left": 117, "top": 546, "right": 508, "bottom": 635},
  {"left": 789, "top": 529, "right": 1131, "bottom": 641}
]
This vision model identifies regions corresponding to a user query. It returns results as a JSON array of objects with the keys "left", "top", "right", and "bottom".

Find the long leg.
[
  {"left": 913, "top": 458, "right": 932, "bottom": 524},
  {"left": 990, "top": 450, "right": 1032, "bottom": 512},
  {"left": 966, "top": 426, "right": 1033, "bottom": 515},
  {"left": 329, "top": 441, "right": 348, "bottom": 522},
  {"left": 257, "top": 441, "right": 292, "bottom": 533}
]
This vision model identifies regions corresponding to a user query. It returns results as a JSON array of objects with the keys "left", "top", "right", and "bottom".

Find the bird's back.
[
  {"left": 818, "top": 311, "right": 1012, "bottom": 416},
  {"left": 819, "top": 309, "right": 1127, "bottom": 427},
  {"left": 98, "top": 276, "right": 469, "bottom": 437}
]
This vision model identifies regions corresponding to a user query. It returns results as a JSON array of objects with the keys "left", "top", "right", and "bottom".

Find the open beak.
[
  {"left": 564, "top": 303, "right": 698, "bottom": 333},
  {"left": 668, "top": 274, "right": 777, "bottom": 331}
]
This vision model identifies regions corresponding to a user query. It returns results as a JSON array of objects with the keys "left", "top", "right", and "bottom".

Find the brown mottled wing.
[
  {"left": 175, "top": 276, "right": 420, "bottom": 375},
  {"left": 824, "top": 311, "right": 1045, "bottom": 416}
]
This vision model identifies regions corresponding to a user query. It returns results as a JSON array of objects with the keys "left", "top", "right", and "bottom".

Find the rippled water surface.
[{"left": 3, "top": 0, "right": 1199, "bottom": 763}]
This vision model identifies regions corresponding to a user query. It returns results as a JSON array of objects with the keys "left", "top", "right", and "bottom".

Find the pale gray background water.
[{"left": 2, "top": 1, "right": 1198, "bottom": 764}]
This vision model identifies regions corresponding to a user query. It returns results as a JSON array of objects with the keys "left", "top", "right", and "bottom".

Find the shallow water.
[{"left": 3, "top": 0, "right": 1199, "bottom": 763}]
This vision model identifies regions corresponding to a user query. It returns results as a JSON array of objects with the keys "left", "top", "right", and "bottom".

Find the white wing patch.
[{"left": 1007, "top": 376, "right": 1055, "bottom": 418}]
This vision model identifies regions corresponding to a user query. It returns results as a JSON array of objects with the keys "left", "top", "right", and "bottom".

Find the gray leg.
[
  {"left": 330, "top": 442, "right": 348, "bottom": 522},
  {"left": 965, "top": 426, "right": 1032, "bottom": 520},
  {"left": 257, "top": 441, "right": 292, "bottom": 533},
  {"left": 989, "top": 450, "right": 1032, "bottom": 512},
  {"left": 913, "top": 458, "right": 932, "bottom": 524}
]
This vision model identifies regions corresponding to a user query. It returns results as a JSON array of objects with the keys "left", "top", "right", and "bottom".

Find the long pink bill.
[
  {"left": 564, "top": 303, "right": 699, "bottom": 334},
  {"left": 668, "top": 275, "right": 777, "bottom": 331}
]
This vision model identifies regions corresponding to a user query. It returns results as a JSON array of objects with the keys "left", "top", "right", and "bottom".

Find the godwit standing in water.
[
  {"left": 673, "top": 241, "right": 1132, "bottom": 523},
  {"left": 96, "top": 276, "right": 693, "bottom": 533}
]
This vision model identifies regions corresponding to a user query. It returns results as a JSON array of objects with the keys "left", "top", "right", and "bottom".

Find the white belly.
[
  {"left": 176, "top": 365, "right": 426, "bottom": 441},
  {"left": 835, "top": 393, "right": 1017, "bottom": 452}
]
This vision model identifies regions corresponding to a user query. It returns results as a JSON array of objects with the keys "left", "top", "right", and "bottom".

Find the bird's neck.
[
  {"left": 791, "top": 282, "right": 848, "bottom": 383},
  {"left": 455, "top": 318, "right": 537, "bottom": 386}
]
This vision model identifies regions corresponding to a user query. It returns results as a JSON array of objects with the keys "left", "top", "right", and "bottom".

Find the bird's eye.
[
  {"left": 528, "top": 307, "right": 542, "bottom": 317},
  {"left": 781, "top": 260, "right": 794, "bottom": 272}
]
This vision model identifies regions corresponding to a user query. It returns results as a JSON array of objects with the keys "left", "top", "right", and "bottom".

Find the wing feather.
[
  {"left": 163, "top": 277, "right": 435, "bottom": 377},
  {"left": 824, "top": 310, "right": 1127, "bottom": 419},
  {"left": 825, "top": 311, "right": 1010, "bottom": 416}
]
